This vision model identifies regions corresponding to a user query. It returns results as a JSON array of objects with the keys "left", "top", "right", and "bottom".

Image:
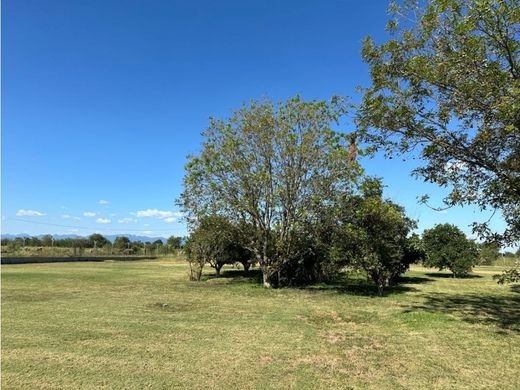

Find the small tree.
[
  {"left": 479, "top": 243, "right": 501, "bottom": 265},
  {"left": 167, "top": 236, "right": 183, "bottom": 250},
  {"left": 184, "top": 236, "right": 207, "bottom": 281},
  {"left": 423, "top": 224, "right": 479, "bottom": 277},
  {"left": 185, "top": 216, "right": 246, "bottom": 278},
  {"left": 41, "top": 234, "right": 53, "bottom": 247},
  {"left": 88, "top": 233, "right": 109, "bottom": 249},
  {"left": 114, "top": 236, "right": 131, "bottom": 252},
  {"left": 334, "top": 179, "right": 421, "bottom": 295}
]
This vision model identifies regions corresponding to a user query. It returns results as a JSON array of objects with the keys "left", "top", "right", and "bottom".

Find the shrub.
[{"left": 423, "top": 224, "right": 478, "bottom": 277}]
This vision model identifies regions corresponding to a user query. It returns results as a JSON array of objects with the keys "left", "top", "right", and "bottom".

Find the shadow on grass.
[
  {"left": 424, "top": 272, "right": 483, "bottom": 279},
  {"left": 403, "top": 291, "right": 520, "bottom": 333},
  {"left": 206, "top": 268, "right": 263, "bottom": 284},
  {"left": 301, "top": 274, "right": 434, "bottom": 297},
  {"left": 205, "top": 269, "right": 436, "bottom": 296}
]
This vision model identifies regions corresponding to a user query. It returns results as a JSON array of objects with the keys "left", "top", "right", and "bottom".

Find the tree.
[
  {"left": 88, "top": 233, "right": 109, "bottom": 249},
  {"left": 41, "top": 234, "right": 53, "bottom": 247},
  {"left": 479, "top": 242, "right": 501, "bottom": 265},
  {"left": 423, "top": 224, "right": 479, "bottom": 277},
  {"left": 27, "top": 236, "right": 42, "bottom": 246},
  {"left": 185, "top": 216, "right": 249, "bottom": 277},
  {"left": 179, "top": 96, "right": 360, "bottom": 287},
  {"left": 358, "top": 0, "right": 520, "bottom": 245},
  {"left": 184, "top": 236, "right": 207, "bottom": 281},
  {"left": 167, "top": 236, "right": 183, "bottom": 249},
  {"left": 113, "top": 236, "right": 131, "bottom": 251},
  {"left": 333, "top": 178, "right": 422, "bottom": 295}
]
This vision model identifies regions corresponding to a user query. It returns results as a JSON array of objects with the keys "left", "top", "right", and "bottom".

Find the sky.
[{"left": 1, "top": 0, "right": 511, "bottom": 246}]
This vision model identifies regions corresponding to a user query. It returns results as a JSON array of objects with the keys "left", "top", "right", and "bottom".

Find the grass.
[{"left": 2, "top": 259, "right": 519, "bottom": 389}]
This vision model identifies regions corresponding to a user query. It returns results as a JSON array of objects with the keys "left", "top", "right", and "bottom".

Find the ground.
[{"left": 2, "top": 259, "right": 519, "bottom": 389}]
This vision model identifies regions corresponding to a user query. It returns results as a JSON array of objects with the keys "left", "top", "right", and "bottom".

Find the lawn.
[{"left": 2, "top": 259, "right": 519, "bottom": 389}]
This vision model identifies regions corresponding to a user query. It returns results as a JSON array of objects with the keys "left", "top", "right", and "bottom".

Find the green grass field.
[{"left": 2, "top": 259, "right": 519, "bottom": 389}]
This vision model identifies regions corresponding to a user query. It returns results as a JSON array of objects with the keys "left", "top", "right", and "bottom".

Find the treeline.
[{"left": 1, "top": 234, "right": 185, "bottom": 255}]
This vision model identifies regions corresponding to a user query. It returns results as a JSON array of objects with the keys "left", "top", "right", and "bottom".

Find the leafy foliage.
[
  {"left": 332, "top": 178, "right": 423, "bottom": 295},
  {"left": 493, "top": 261, "right": 520, "bottom": 283},
  {"left": 423, "top": 224, "right": 479, "bottom": 277},
  {"left": 478, "top": 242, "right": 501, "bottom": 265},
  {"left": 184, "top": 216, "right": 251, "bottom": 278},
  {"left": 358, "top": 0, "right": 520, "bottom": 245},
  {"left": 179, "top": 96, "right": 361, "bottom": 286}
]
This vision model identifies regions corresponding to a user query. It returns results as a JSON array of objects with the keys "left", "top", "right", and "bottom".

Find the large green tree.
[
  {"left": 179, "top": 96, "right": 360, "bottom": 287},
  {"left": 423, "top": 223, "right": 479, "bottom": 277},
  {"left": 358, "top": 0, "right": 520, "bottom": 244}
]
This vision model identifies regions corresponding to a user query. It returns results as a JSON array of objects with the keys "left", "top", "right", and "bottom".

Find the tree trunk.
[
  {"left": 215, "top": 263, "right": 222, "bottom": 277},
  {"left": 242, "top": 262, "right": 250, "bottom": 273},
  {"left": 377, "top": 282, "right": 384, "bottom": 296},
  {"left": 370, "top": 271, "right": 384, "bottom": 296},
  {"left": 261, "top": 264, "right": 271, "bottom": 288}
]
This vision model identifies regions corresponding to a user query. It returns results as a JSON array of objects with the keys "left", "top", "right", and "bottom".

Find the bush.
[{"left": 423, "top": 224, "right": 478, "bottom": 277}]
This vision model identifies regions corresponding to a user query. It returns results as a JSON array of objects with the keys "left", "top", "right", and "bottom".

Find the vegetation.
[
  {"left": 423, "top": 224, "right": 479, "bottom": 277},
  {"left": 332, "top": 179, "right": 425, "bottom": 295},
  {"left": 2, "top": 259, "right": 519, "bottom": 389},
  {"left": 358, "top": 0, "right": 520, "bottom": 245},
  {"left": 479, "top": 242, "right": 501, "bottom": 265},
  {"left": 1, "top": 234, "right": 186, "bottom": 257},
  {"left": 179, "top": 96, "right": 362, "bottom": 287},
  {"left": 179, "top": 96, "right": 424, "bottom": 292},
  {"left": 494, "top": 261, "right": 520, "bottom": 284}
]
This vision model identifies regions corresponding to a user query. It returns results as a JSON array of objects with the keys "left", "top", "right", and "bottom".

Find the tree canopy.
[
  {"left": 358, "top": 0, "right": 520, "bottom": 244},
  {"left": 423, "top": 223, "right": 479, "bottom": 277},
  {"left": 179, "top": 96, "right": 361, "bottom": 287}
]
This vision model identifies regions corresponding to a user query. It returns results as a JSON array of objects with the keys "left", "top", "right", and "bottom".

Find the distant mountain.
[
  {"left": 1, "top": 233, "right": 32, "bottom": 239},
  {"left": 1, "top": 233, "right": 170, "bottom": 243}
]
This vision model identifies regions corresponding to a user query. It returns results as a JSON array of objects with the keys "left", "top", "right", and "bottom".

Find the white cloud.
[
  {"left": 16, "top": 209, "right": 46, "bottom": 217},
  {"left": 61, "top": 214, "right": 71, "bottom": 219},
  {"left": 96, "top": 218, "right": 111, "bottom": 224},
  {"left": 135, "top": 209, "right": 175, "bottom": 219},
  {"left": 83, "top": 212, "right": 96, "bottom": 217},
  {"left": 164, "top": 217, "right": 177, "bottom": 223},
  {"left": 98, "top": 200, "right": 109, "bottom": 205},
  {"left": 118, "top": 217, "right": 136, "bottom": 224},
  {"left": 109, "top": 213, "right": 116, "bottom": 217}
]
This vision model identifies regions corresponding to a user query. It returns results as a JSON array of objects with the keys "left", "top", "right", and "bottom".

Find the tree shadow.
[
  {"left": 206, "top": 268, "right": 263, "bottom": 284},
  {"left": 396, "top": 275, "right": 435, "bottom": 284},
  {"left": 424, "top": 272, "right": 483, "bottom": 279},
  {"left": 301, "top": 274, "right": 434, "bottom": 297},
  {"left": 403, "top": 291, "right": 520, "bottom": 333}
]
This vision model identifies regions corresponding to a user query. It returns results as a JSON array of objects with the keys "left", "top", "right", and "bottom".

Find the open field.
[{"left": 2, "top": 259, "right": 519, "bottom": 389}]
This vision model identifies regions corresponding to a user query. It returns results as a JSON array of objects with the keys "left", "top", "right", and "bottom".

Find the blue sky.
[{"left": 1, "top": 0, "right": 510, "bottom": 245}]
